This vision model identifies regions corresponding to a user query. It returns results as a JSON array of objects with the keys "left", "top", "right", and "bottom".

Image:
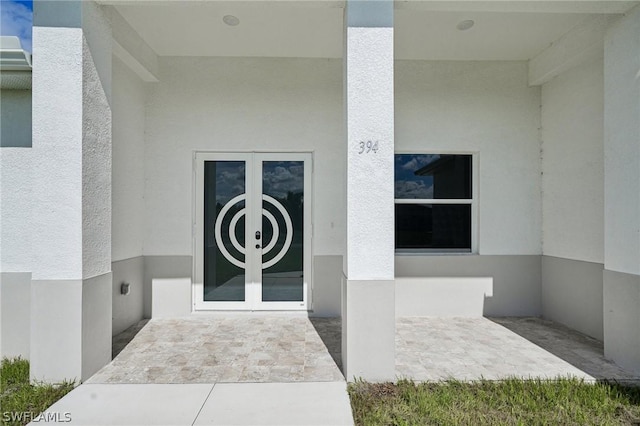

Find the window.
[{"left": 395, "top": 154, "right": 475, "bottom": 253}]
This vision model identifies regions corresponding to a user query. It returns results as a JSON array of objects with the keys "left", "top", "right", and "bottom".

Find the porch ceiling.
[{"left": 101, "top": 1, "right": 638, "bottom": 60}]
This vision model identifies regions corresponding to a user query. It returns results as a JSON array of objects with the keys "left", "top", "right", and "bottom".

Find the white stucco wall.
[
  {"left": 112, "top": 57, "right": 146, "bottom": 262},
  {"left": 604, "top": 7, "right": 640, "bottom": 276},
  {"left": 31, "top": 26, "right": 85, "bottom": 279},
  {"left": 31, "top": 14, "right": 111, "bottom": 280},
  {"left": 144, "top": 57, "right": 344, "bottom": 257},
  {"left": 345, "top": 27, "right": 395, "bottom": 280},
  {"left": 29, "top": 1, "right": 113, "bottom": 382},
  {"left": 541, "top": 56, "right": 604, "bottom": 263},
  {"left": 82, "top": 35, "right": 112, "bottom": 279},
  {"left": 0, "top": 148, "right": 32, "bottom": 272},
  {"left": 81, "top": 2, "right": 112, "bottom": 106},
  {"left": 395, "top": 61, "right": 542, "bottom": 255}
]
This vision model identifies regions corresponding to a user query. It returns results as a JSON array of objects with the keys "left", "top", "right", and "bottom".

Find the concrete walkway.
[{"left": 37, "top": 382, "right": 354, "bottom": 425}]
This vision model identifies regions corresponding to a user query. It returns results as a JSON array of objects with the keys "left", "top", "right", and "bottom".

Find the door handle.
[
  {"left": 255, "top": 244, "right": 261, "bottom": 249},
  {"left": 255, "top": 231, "right": 261, "bottom": 240}
]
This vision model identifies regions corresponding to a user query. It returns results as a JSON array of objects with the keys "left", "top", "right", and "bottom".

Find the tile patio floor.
[
  {"left": 396, "top": 317, "right": 640, "bottom": 382},
  {"left": 88, "top": 316, "right": 344, "bottom": 384},
  {"left": 88, "top": 315, "right": 640, "bottom": 384}
]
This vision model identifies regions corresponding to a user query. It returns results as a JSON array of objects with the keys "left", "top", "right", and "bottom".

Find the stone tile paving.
[
  {"left": 91, "top": 315, "right": 639, "bottom": 385},
  {"left": 490, "top": 317, "right": 640, "bottom": 382},
  {"left": 396, "top": 317, "right": 640, "bottom": 382},
  {"left": 88, "top": 316, "right": 344, "bottom": 384}
]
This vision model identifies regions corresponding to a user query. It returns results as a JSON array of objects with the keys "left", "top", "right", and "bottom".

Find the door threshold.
[{"left": 189, "top": 310, "right": 313, "bottom": 317}]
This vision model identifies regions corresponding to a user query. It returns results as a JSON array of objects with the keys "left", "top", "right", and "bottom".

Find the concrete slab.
[
  {"left": 35, "top": 382, "right": 354, "bottom": 426},
  {"left": 194, "top": 382, "right": 354, "bottom": 426},
  {"left": 36, "top": 384, "right": 213, "bottom": 425}
]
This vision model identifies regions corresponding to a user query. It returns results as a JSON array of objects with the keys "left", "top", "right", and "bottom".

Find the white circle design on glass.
[
  {"left": 261, "top": 194, "right": 293, "bottom": 269},
  {"left": 228, "top": 208, "right": 246, "bottom": 255},
  {"left": 214, "top": 194, "right": 246, "bottom": 269},
  {"left": 213, "top": 193, "right": 293, "bottom": 270},
  {"left": 261, "top": 209, "right": 279, "bottom": 256}
]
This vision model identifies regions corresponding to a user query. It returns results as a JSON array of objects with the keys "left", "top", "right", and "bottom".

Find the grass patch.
[
  {"left": 348, "top": 377, "right": 640, "bottom": 425},
  {"left": 1, "top": 357, "right": 75, "bottom": 426}
]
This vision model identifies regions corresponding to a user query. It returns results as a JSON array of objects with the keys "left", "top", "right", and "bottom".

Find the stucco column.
[
  {"left": 341, "top": 0, "right": 395, "bottom": 381},
  {"left": 602, "top": 5, "right": 640, "bottom": 375},
  {"left": 31, "top": 0, "right": 112, "bottom": 382}
]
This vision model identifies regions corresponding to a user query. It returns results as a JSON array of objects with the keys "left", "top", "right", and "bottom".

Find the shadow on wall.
[
  {"left": 395, "top": 276, "right": 493, "bottom": 317},
  {"left": 112, "top": 319, "right": 149, "bottom": 359},
  {"left": 395, "top": 255, "right": 542, "bottom": 317}
]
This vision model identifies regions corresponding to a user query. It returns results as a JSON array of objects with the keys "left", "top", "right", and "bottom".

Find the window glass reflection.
[{"left": 395, "top": 154, "right": 472, "bottom": 199}]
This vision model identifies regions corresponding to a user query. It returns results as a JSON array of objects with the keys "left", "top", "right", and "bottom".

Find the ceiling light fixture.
[
  {"left": 456, "top": 20, "right": 475, "bottom": 31},
  {"left": 223, "top": 15, "right": 240, "bottom": 26}
]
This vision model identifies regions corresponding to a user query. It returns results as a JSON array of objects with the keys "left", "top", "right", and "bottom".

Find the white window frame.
[{"left": 394, "top": 151, "right": 479, "bottom": 255}]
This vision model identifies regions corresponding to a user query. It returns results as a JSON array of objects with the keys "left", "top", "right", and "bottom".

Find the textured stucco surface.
[
  {"left": 27, "top": 1, "right": 113, "bottom": 382},
  {"left": 395, "top": 60, "right": 542, "bottom": 255},
  {"left": 604, "top": 7, "right": 640, "bottom": 276},
  {"left": 112, "top": 57, "right": 145, "bottom": 262},
  {"left": 110, "top": 49, "right": 146, "bottom": 336},
  {"left": 31, "top": 5, "right": 112, "bottom": 281},
  {"left": 81, "top": 1, "right": 112, "bottom": 105},
  {"left": 345, "top": 27, "right": 395, "bottom": 280},
  {"left": 0, "top": 148, "right": 33, "bottom": 272},
  {"left": 541, "top": 56, "right": 604, "bottom": 264},
  {"left": 82, "top": 35, "right": 112, "bottom": 279},
  {"left": 31, "top": 26, "right": 84, "bottom": 279}
]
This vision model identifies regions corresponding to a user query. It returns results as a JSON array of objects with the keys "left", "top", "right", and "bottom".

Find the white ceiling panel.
[
  {"left": 110, "top": 1, "right": 637, "bottom": 60},
  {"left": 114, "top": 2, "right": 344, "bottom": 58},
  {"left": 395, "top": 11, "right": 592, "bottom": 60}
]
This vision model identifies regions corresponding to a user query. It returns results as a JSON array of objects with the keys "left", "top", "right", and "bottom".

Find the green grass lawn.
[
  {"left": 348, "top": 378, "right": 640, "bottom": 425},
  {"left": 1, "top": 358, "right": 75, "bottom": 426}
]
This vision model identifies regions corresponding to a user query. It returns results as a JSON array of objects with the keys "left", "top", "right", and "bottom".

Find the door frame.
[{"left": 192, "top": 151, "right": 313, "bottom": 311}]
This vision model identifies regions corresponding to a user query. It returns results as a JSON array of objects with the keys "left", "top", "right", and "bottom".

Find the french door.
[{"left": 194, "top": 152, "right": 311, "bottom": 310}]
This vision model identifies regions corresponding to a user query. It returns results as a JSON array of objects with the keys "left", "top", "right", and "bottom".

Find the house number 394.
[{"left": 358, "top": 141, "right": 379, "bottom": 154}]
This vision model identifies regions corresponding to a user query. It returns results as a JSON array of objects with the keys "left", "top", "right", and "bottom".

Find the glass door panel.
[
  {"left": 195, "top": 152, "right": 310, "bottom": 311},
  {"left": 203, "top": 160, "right": 247, "bottom": 302},
  {"left": 260, "top": 161, "right": 304, "bottom": 302}
]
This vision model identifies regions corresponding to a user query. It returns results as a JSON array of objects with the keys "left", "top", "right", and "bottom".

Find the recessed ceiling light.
[
  {"left": 456, "top": 20, "right": 475, "bottom": 31},
  {"left": 223, "top": 15, "right": 240, "bottom": 26}
]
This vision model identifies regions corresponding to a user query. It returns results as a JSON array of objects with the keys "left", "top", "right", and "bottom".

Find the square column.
[
  {"left": 342, "top": 0, "right": 395, "bottom": 381},
  {"left": 603, "top": 5, "right": 640, "bottom": 375},
  {"left": 30, "top": 0, "right": 112, "bottom": 382}
]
